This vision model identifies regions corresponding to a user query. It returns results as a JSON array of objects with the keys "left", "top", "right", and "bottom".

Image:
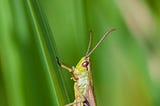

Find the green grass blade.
[
  {"left": 0, "top": 0, "right": 69, "bottom": 106},
  {"left": 26, "top": 0, "right": 69, "bottom": 105}
]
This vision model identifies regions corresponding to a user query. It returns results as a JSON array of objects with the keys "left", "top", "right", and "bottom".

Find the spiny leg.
[
  {"left": 56, "top": 56, "right": 73, "bottom": 72},
  {"left": 56, "top": 57, "right": 78, "bottom": 80},
  {"left": 65, "top": 95, "right": 87, "bottom": 106},
  {"left": 65, "top": 85, "right": 88, "bottom": 106},
  {"left": 65, "top": 98, "right": 86, "bottom": 106}
]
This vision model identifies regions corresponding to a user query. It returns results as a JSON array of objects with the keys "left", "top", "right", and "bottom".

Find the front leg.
[{"left": 56, "top": 57, "right": 78, "bottom": 80}]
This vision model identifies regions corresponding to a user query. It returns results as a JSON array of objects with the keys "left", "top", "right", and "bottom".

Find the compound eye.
[{"left": 82, "top": 61, "right": 89, "bottom": 67}]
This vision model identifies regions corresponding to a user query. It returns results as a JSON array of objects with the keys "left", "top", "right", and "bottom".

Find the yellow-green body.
[
  {"left": 57, "top": 56, "right": 96, "bottom": 106},
  {"left": 62, "top": 56, "right": 95, "bottom": 106},
  {"left": 57, "top": 28, "right": 116, "bottom": 106},
  {"left": 73, "top": 57, "right": 90, "bottom": 106}
]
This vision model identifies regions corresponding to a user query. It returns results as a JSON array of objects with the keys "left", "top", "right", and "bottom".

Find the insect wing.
[{"left": 85, "top": 62, "right": 96, "bottom": 106}]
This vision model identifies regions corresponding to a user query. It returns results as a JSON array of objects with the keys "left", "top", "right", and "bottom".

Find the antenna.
[
  {"left": 86, "top": 30, "right": 93, "bottom": 55},
  {"left": 86, "top": 28, "right": 116, "bottom": 57}
]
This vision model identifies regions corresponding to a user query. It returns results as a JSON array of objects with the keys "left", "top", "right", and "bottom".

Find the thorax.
[{"left": 74, "top": 70, "right": 89, "bottom": 95}]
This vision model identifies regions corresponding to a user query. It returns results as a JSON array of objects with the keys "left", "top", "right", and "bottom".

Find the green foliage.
[{"left": 0, "top": 0, "right": 160, "bottom": 106}]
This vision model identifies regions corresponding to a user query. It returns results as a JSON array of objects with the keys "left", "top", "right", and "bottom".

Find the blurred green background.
[{"left": 0, "top": 0, "right": 160, "bottom": 106}]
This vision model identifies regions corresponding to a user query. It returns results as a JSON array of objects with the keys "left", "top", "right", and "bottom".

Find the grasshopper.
[{"left": 56, "top": 28, "right": 116, "bottom": 106}]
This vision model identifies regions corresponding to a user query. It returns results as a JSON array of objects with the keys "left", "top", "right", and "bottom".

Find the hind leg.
[
  {"left": 65, "top": 97, "right": 86, "bottom": 106},
  {"left": 65, "top": 85, "right": 87, "bottom": 106}
]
